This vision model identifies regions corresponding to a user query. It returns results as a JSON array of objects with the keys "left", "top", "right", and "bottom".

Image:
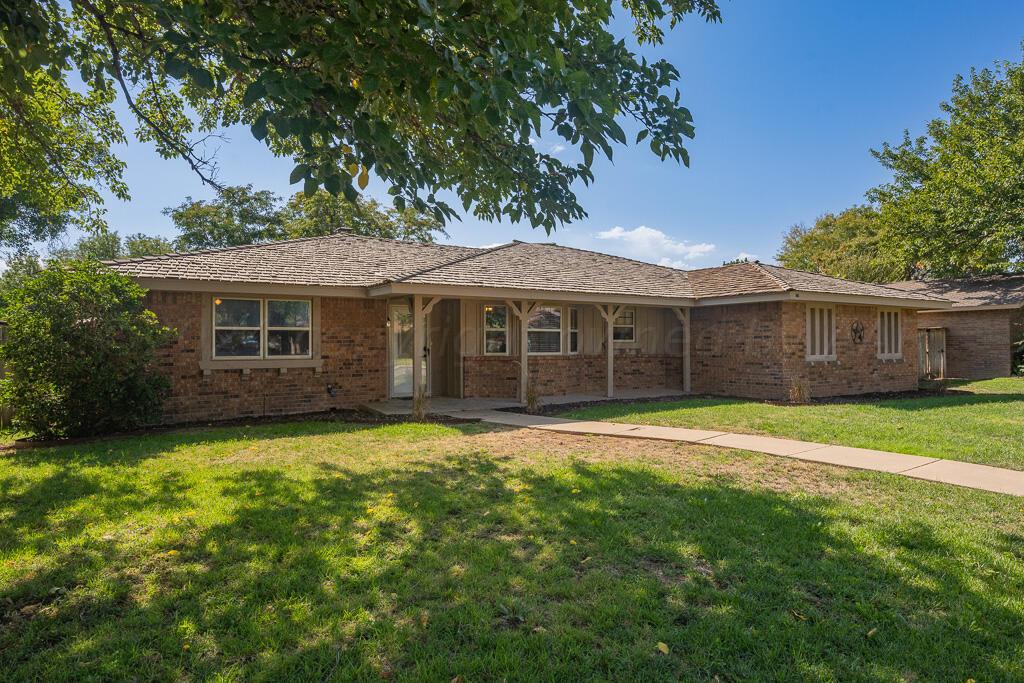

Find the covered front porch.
[{"left": 383, "top": 293, "right": 693, "bottom": 404}]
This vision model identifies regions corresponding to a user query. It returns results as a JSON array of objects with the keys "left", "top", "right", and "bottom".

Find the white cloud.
[
  {"left": 550, "top": 143, "right": 566, "bottom": 154},
  {"left": 594, "top": 225, "right": 715, "bottom": 269},
  {"left": 736, "top": 251, "right": 758, "bottom": 261}
]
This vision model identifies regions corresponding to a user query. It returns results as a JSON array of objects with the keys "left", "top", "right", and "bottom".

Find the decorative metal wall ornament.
[{"left": 850, "top": 320, "right": 865, "bottom": 344}]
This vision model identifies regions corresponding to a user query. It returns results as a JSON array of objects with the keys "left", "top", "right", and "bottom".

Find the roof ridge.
[
  {"left": 102, "top": 232, "right": 476, "bottom": 267},
  {"left": 759, "top": 263, "right": 949, "bottom": 301},
  {"left": 750, "top": 261, "right": 793, "bottom": 291},
  {"left": 388, "top": 241, "right": 519, "bottom": 284},
  {"left": 519, "top": 241, "right": 694, "bottom": 279}
]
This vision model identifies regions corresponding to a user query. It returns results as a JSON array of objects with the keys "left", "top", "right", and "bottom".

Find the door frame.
[{"left": 388, "top": 301, "right": 429, "bottom": 398}]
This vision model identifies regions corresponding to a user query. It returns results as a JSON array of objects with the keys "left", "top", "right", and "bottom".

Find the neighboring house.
[
  {"left": 887, "top": 275, "right": 1024, "bottom": 379},
  {"left": 107, "top": 234, "right": 947, "bottom": 424}
]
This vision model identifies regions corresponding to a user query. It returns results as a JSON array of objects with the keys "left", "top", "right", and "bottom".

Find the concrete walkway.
[{"left": 442, "top": 409, "right": 1024, "bottom": 497}]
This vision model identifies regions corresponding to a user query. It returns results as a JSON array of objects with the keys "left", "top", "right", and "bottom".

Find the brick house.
[
  {"left": 107, "top": 234, "right": 947, "bottom": 424},
  {"left": 887, "top": 275, "right": 1024, "bottom": 379}
]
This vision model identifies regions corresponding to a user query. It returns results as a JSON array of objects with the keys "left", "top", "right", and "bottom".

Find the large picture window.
[
  {"left": 528, "top": 306, "right": 562, "bottom": 354},
  {"left": 483, "top": 304, "right": 508, "bottom": 355},
  {"left": 878, "top": 309, "right": 902, "bottom": 359},
  {"left": 213, "top": 297, "right": 311, "bottom": 359},
  {"left": 806, "top": 305, "right": 836, "bottom": 361},
  {"left": 613, "top": 308, "right": 635, "bottom": 342}
]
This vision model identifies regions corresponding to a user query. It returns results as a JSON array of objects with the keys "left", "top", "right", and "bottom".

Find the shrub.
[{"left": 0, "top": 261, "right": 173, "bottom": 438}]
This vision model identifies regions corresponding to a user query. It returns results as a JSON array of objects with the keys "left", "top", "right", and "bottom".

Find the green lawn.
[
  {"left": 563, "top": 377, "right": 1024, "bottom": 470},
  {"left": 2, "top": 420, "right": 1023, "bottom": 680}
]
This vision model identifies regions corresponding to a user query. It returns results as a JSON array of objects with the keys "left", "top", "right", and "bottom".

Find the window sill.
[
  {"left": 878, "top": 356, "right": 904, "bottom": 362},
  {"left": 806, "top": 356, "right": 838, "bottom": 364},
  {"left": 200, "top": 358, "right": 323, "bottom": 373}
]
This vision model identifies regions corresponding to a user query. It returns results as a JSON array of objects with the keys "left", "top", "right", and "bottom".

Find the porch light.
[
  {"left": 484, "top": 306, "right": 493, "bottom": 312},
  {"left": 214, "top": 298, "right": 222, "bottom": 305}
]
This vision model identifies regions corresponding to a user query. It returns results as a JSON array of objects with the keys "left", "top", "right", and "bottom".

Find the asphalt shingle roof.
[
  {"left": 106, "top": 234, "right": 945, "bottom": 304},
  {"left": 106, "top": 233, "right": 479, "bottom": 288},
  {"left": 886, "top": 274, "right": 1024, "bottom": 308}
]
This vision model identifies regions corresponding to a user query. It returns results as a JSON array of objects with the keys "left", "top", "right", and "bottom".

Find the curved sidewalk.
[{"left": 447, "top": 409, "right": 1024, "bottom": 497}]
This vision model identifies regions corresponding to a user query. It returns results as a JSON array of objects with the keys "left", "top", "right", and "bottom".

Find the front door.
[{"left": 389, "top": 303, "right": 428, "bottom": 398}]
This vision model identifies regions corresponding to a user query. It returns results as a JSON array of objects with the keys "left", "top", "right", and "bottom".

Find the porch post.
[
  {"left": 520, "top": 299, "right": 529, "bottom": 403},
  {"left": 673, "top": 307, "right": 692, "bottom": 394},
  {"left": 412, "top": 294, "right": 424, "bottom": 399},
  {"left": 596, "top": 304, "right": 623, "bottom": 398}
]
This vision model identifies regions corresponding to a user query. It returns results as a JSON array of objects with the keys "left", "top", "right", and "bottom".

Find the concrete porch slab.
[
  {"left": 903, "top": 459, "right": 1024, "bottom": 496},
  {"left": 785, "top": 444, "right": 939, "bottom": 473},
  {"left": 699, "top": 433, "right": 827, "bottom": 457}
]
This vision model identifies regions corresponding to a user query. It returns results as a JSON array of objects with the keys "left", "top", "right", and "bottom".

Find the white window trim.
[
  {"left": 613, "top": 307, "right": 636, "bottom": 343},
  {"left": 527, "top": 304, "right": 563, "bottom": 355},
  {"left": 482, "top": 303, "right": 509, "bottom": 356},
  {"left": 212, "top": 296, "right": 312, "bottom": 360},
  {"left": 877, "top": 308, "right": 903, "bottom": 360},
  {"left": 568, "top": 306, "right": 580, "bottom": 354},
  {"left": 806, "top": 304, "right": 837, "bottom": 362}
]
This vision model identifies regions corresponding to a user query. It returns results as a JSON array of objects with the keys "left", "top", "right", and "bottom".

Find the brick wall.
[
  {"left": 462, "top": 352, "right": 682, "bottom": 399},
  {"left": 145, "top": 291, "right": 387, "bottom": 424},
  {"left": 691, "top": 302, "right": 788, "bottom": 399},
  {"left": 915, "top": 309, "right": 1013, "bottom": 379},
  {"left": 691, "top": 301, "right": 919, "bottom": 400},
  {"left": 781, "top": 302, "right": 919, "bottom": 397}
]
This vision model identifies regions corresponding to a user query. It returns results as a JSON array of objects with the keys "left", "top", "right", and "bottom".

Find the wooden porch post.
[
  {"left": 596, "top": 304, "right": 624, "bottom": 398},
  {"left": 673, "top": 307, "right": 692, "bottom": 394},
  {"left": 412, "top": 295, "right": 440, "bottom": 399},
  {"left": 506, "top": 300, "right": 535, "bottom": 403}
]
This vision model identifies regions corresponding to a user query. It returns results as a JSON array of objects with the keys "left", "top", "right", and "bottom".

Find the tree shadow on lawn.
[{"left": 1, "top": 455, "right": 1021, "bottom": 680}]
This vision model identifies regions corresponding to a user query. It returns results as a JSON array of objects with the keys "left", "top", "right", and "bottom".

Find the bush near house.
[{"left": 0, "top": 261, "right": 172, "bottom": 438}]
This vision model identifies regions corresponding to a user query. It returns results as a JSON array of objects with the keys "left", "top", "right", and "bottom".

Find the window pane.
[
  {"left": 528, "top": 306, "right": 561, "bottom": 330},
  {"left": 614, "top": 309, "right": 634, "bottom": 326},
  {"left": 268, "top": 300, "right": 310, "bottom": 328},
  {"left": 570, "top": 308, "right": 579, "bottom": 330},
  {"left": 570, "top": 330, "right": 579, "bottom": 353},
  {"left": 267, "top": 330, "right": 310, "bottom": 356},
  {"left": 215, "top": 329, "right": 260, "bottom": 356},
  {"left": 528, "top": 330, "right": 561, "bottom": 353},
  {"left": 484, "top": 305, "right": 507, "bottom": 330},
  {"left": 215, "top": 299, "right": 260, "bottom": 327},
  {"left": 613, "top": 326, "right": 634, "bottom": 341},
  {"left": 484, "top": 330, "right": 507, "bottom": 354}
]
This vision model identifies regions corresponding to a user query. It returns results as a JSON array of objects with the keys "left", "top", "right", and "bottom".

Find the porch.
[
  {"left": 366, "top": 387, "right": 688, "bottom": 417},
  {"left": 386, "top": 294, "right": 693, "bottom": 404}
]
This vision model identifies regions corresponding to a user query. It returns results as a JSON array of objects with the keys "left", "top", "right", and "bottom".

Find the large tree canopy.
[
  {"left": 1, "top": 0, "right": 722, "bottom": 251},
  {"left": 779, "top": 51, "right": 1024, "bottom": 281}
]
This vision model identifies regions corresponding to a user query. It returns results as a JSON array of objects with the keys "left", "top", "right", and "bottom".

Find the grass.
[
  {"left": 2, "top": 420, "right": 1023, "bottom": 680},
  {"left": 562, "top": 377, "right": 1024, "bottom": 471}
]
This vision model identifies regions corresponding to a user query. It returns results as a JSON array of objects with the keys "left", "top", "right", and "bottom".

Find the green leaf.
[
  {"left": 289, "top": 163, "right": 309, "bottom": 184},
  {"left": 242, "top": 81, "right": 266, "bottom": 107},
  {"left": 251, "top": 113, "right": 269, "bottom": 141},
  {"left": 303, "top": 177, "right": 319, "bottom": 196}
]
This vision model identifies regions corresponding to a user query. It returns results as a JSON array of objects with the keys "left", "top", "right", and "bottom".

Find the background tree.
[
  {"left": 778, "top": 51, "right": 1024, "bottom": 281},
  {"left": 280, "top": 192, "right": 445, "bottom": 242},
  {"left": 164, "top": 185, "right": 445, "bottom": 249},
  {"left": 868, "top": 54, "right": 1024, "bottom": 278},
  {"left": 777, "top": 206, "right": 906, "bottom": 282},
  {"left": 0, "top": 260, "right": 172, "bottom": 437},
  {"left": 48, "top": 230, "right": 174, "bottom": 261},
  {"left": 165, "top": 185, "right": 284, "bottom": 251},
  {"left": 1, "top": 0, "right": 723, "bottom": 251}
]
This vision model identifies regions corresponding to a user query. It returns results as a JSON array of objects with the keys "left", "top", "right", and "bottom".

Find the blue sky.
[{"left": 93, "top": 0, "right": 1024, "bottom": 269}]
